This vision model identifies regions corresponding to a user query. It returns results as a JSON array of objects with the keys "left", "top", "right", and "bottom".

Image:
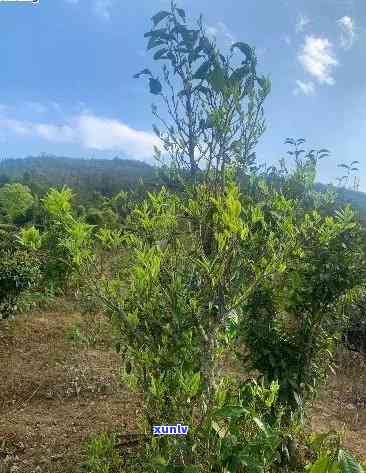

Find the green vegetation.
[
  {"left": 1, "top": 3, "right": 366, "bottom": 472},
  {"left": 0, "top": 182, "right": 34, "bottom": 223},
  {"left": 81, "top": 432, "right": 122, "bottom": 473},
  {"left": 0, "top": 228, "right": 41, "bottom": 319}
]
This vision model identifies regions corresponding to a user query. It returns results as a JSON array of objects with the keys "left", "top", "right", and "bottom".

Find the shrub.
[
  {"left": 307, "top": 431, "right": 366, "bottom": 473},
  {"left": 0, "top": 229, "right": 41, "bottom": 319},
  {"left": 239, "top": 203, "right": 365, "bottom": 410},
  {"left": 87, "top": 3, "right": 366, "bottom": 470},
  {"left": 0, "top": 182, "right": 34, "bottom": 223},
  {"left": 18, "top": 187, "right": 96, "bottom": 291}
]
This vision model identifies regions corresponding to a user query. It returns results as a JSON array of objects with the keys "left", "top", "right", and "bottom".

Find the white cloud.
[
  {"left": 206, "top": 21, "right": 236, "bottom": 46},
  {"left": 65, "top": 0, "right": 114, "bottom": 21},
  {"left": 217, "top": 21, "right": 235, "bottom": 45},
  {"left": 206, "top": 25, "right": 218, "bottom": 38},
  {"left": 293, "top": 80, "right": 315, "bottom": 96},
  {"left": 337, "top": 16, "right": 356, "bottom": 50},
  {"left": 93, "top": 0, "right": 113, "bottom": 20},
  {"left": 76, "top": 114, "right": 160, "bottom": 156},
  {"left": 298, "top": 35, "right": 338, "bottom": 85},
  {"left": 34, "top": 123, "right": 76, "bottom": 143},
  {"left": 1, "top": 118, "right": 32, "bottom": 135},
  {"left": 296, "top": 14, "right": 310, "bottom": 33},
  {"left": 0, "top": 113, "right": 160, "bottom": 159}
]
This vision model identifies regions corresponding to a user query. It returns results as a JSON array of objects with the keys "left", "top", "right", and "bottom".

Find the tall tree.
[{"left": 135, "top": 1, "right": 271, "bottom": 190}]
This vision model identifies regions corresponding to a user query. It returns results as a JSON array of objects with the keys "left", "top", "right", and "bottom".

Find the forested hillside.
[
  {"left": 1, "top": 155, "right": 366, "bottom": 222},
  {"left": 0, "top": 155, "right": 159, "bottom": 202}
]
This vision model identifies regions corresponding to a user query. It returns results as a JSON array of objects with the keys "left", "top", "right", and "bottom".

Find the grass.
[{"left": 81, "top": 432, "right": 122, "bottom": 473}]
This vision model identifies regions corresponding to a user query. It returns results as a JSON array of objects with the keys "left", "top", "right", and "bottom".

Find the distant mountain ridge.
[
  {"left": 1, "top": 155, "right": 366, "bottom": 222},
  {"left": 0, "top": 155, "right": 158, "bottom": 202}
]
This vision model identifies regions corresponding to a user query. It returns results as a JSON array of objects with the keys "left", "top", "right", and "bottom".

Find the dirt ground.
[
  {"left": 0, "top": 305, "right": 142, "bottom": 473},
  {"left": 311, "top": 349, "right": 366, "bottom": 459},
  {"left": 1, "top": 304, "right": 365, "bottom": 472}
]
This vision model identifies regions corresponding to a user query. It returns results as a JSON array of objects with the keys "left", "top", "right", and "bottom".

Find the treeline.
[
  {"left": 1, "top": 155, "right": 366, "bottom": 224},
  {"left": 0, "top": 155, "right": 160, "bottom": 203}
]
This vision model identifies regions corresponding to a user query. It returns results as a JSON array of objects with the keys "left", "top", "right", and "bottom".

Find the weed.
[{"left": 81, "top": 432, "right": 121, "bottom": 473}]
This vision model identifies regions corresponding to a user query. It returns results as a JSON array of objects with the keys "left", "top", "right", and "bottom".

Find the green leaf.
[
  {"left": 330, "top": 462, "right": 342, "bottom": 473},
  {"left": 195, "top": 85, "right": 210, "bottom": 95},
  {"left": 189, "top": 371, "right": 200, "bottom": 397},
  {"left": 213, "top": 406, "right": 249, "bottom": 418},
  {"left": 151, "top": 10, "right": 171, "bottom": 26},
  {"left": 229, "top": 65, "right": 250, "bottom": 83},
  {"left": 147, "top": 36, "right": 165, "bottom": 51},
  {"left": 231, "top": 42, "right": 252, "bottom": 60},
  {"left": 211, "top": 420, "right": 227, "bottom": 439},
  {"left": 165, "top": 467, "right": 198, "bottom": 473},
  {"left": 199, "top": 36, "right": 214, "bottom": 55},
  {"left": 149, "top": 78, "right": 162, "bottom": 94},
  {"left": 191, "top": 30, "right": 200, "bottom": 46},
  {"left": 253, "top": 417, "right": 267, "bottom": 433},
  {"left": 176, "top": 8, "right": 186, "bottom": 21},
  {"left": 309, "top": 455, "right": 332, "bottom": 473},
  {"left": 208, "top": 66, "right": 226, "bottom": 93},
  {"left": 153, "top": 48, "right": 168, "bottom": 60},
  {"left": 152, "top": 125, "right": 160, "bottom": 137},
  {"left": 144, "top": 28, "right": 167, "bottom": 38},
  {"left": 152, "top": 455, "right": 168, "bottom": 465},
  {"left": 310, "top": 432, "right": 331, "bottom": 453},
  {"left": 242, "top": 76, "right": 255, "bottom": 96},
  {"left": 193, "top": 60, "right": 211, "bottom": 80},
  {"left": 133, "top": 68, "right": 152, "bottom": 79},
  {"left": 257, "top": 76, "right": 266, "bottom": 88},
  {"left": 338, "top": 450, "right": 364, "bottom": 473}
]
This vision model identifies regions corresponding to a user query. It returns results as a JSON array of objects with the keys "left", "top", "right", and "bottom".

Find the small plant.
[
  {"left": 81, "top": 432, "right": 122, "bottom": 473},
  {"left": 65, "top": 314, "right": 115, "bottom": 349},
  {"left": 307, "top": 431, "right": 366, "bottom": 473}
]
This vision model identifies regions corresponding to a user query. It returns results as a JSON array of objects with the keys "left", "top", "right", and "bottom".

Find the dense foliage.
[
  {"left": 0, "top": 155, "right": 158, "bottom": 203},
  {"left": 0, "top": 228, "right": 41, "bottom": 319}
]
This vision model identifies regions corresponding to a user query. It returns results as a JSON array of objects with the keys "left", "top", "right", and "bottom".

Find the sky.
[{"left": 0, "top": 0, "right": 365, "bottom": 189}]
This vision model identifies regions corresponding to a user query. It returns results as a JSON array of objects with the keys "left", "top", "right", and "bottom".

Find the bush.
[
  {"left": 343, "top": 288, "right": 366, "bottom": 353},
  {"left": 0, "top": 182, "right": 34, "bottom": 223},
  {"left": 0, "top": 229, "right": 41, "bottom": 319}
]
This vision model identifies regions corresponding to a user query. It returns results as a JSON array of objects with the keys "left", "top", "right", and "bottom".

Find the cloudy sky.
[{"left": 0, "top": 0, "right": 365, "bottom": 188}]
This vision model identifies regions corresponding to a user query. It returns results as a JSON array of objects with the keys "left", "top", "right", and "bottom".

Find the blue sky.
[{"left": 0, "top": 0, "right": 365, "bottom": 189}]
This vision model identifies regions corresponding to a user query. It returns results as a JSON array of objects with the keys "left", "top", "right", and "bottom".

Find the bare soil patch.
[
  {"left": 0, "top": 306, "right": 141, "bottom": 473},
  {"left": 311, "top": 350, "right": 366, "bottom": 460}
]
